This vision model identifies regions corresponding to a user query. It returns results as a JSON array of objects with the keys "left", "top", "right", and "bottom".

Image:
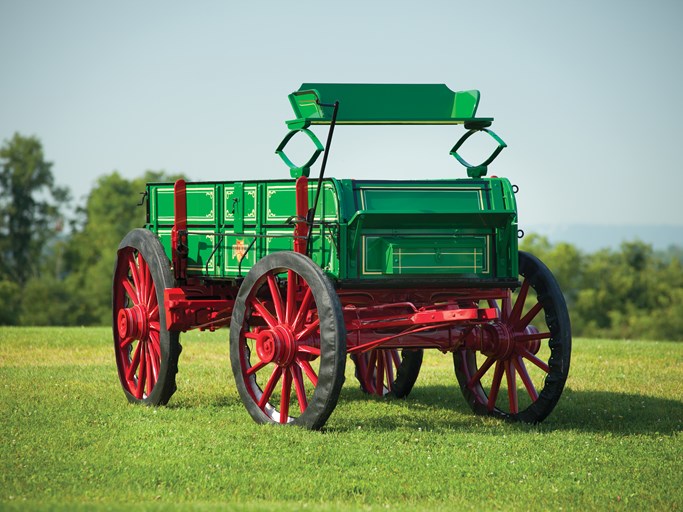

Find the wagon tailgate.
[{"left": 343, "top": 179, "right": 518, "bottom": 280}]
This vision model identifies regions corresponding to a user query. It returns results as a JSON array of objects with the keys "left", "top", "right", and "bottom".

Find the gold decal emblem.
[{"left": 232, "top": 239, "right": 247, "bottom": 261}]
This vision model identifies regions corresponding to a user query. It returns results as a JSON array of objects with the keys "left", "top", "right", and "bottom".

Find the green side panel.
[
  {"left": 264, "top": 181, "right": 338, "bottom": 224},
  {"left": 224, "top": 183, "right": 257, "bottom": 228},
  {"left": 146, "top": 179, "right": 342, "bottom": 280},
  {"left": 151, "top": 184, "right": 217, "bottom": 226},
  {"left": 156, "top": 228, "right": 219, "bottom": 276},
  {"left": 290, "top": 83, "right": 492, "bottom": 125},
  {"left": 363, "top": 235, "right": 491, "bottom": 276}
]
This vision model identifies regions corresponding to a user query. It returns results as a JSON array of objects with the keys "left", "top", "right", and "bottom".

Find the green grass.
[{"left": 1, "top": 327, "right": 681, "bottom": 511}]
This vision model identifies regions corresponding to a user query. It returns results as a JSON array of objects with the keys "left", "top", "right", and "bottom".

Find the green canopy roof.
[{"left": 287, "top": 83, "right": 492, "bottom": 128}]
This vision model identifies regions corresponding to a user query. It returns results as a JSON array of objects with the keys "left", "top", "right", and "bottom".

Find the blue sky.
[{"left": 1, "top": 0, "right": 681, "bottom": 230}]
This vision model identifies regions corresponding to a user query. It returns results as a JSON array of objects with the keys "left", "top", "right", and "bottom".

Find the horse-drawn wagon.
[{"left": 113, "top": 83, "right": 571, "bottom": 428}]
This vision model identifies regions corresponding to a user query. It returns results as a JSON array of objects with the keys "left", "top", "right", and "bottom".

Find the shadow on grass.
[
  {"left": 166, "top": 394, "right": 243, "bottom": 410},
  {"left": 333, "top": 384, "right": 683, "bottom": 435},
  {"left": 161, "top": 381, "right": 682, "bottom": 435}
]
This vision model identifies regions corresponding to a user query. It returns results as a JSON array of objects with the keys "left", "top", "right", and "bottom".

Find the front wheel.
[
  {"left": 230, "top": 251, "right": 346, "bottom": 429},
  {"left": 454, "top": 251, "right": 571, "bottom": 423}
]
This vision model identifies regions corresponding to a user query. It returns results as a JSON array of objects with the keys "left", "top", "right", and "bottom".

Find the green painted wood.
[
  {"left": 146, "top": 176, "right": 518, "bottom": 282},
  {"left": 288, "top": 84, "right": 492, "bottom": 125}
]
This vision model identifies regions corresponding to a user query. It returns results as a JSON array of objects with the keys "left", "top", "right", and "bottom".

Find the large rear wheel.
[
  {"left": 113, "top": 229, "right": 181, "bottom": 405},
  {"left": 454, "top": 251, "right": 571, "bottom": 423}
]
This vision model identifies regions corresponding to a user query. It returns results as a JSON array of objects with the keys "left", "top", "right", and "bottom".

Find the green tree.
[
  {"left": 0, "top": 278, "right": 21, "bottom": 324},
  {"left": 0, "top": 133, "right": 69, "bottom": 287},
  {"left": 523, "top": 235, "right": 683, "bottom": 341},
  {"left": 61, "top": 170, "right": 183, "bottom": 325},
  {"left": 521, "top": 234, "right": 584, "bottom": 307}
]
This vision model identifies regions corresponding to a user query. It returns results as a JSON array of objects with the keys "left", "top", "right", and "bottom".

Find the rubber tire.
[
  {"left": 454, "top": 251, "right": 571, "bottom": 423},
  {"left": 230, "top": 251, "right": 346, "bottom": 430},
  {"left": 352, "top": 349, "right": 423, "bottom": 398},
  {"left": 113, "top": 228, "right": 181, "bottom": 406},
  {"left": 392, "top": 349, "right": 423, "bottom": 398}
]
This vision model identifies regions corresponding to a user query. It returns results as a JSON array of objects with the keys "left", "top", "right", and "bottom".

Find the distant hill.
[{"left": 524, "top": 224, "right": 683, "bottom": 252}]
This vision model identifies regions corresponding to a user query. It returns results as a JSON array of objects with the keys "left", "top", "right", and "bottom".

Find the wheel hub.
[
  {"left": 117, "top": 304, "right": 149, "bottom": 341},
  {"left": 481, "top": 323, "right": 515, "bottom": 359},
  {"left": 466, "top": 321, "right": 543, "bottom": 361},
  {"left": 255, "top": 325, "right": 296, "bottom": 366}
]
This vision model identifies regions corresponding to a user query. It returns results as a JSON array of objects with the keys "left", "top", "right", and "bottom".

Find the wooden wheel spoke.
[
  {"left": 122, "top": 279, "right": 138, "bottom": 305},
  {"left": 285, "top": 270, "right": 296, "bottom": 325},
  {"left": 517, "top": 331, "right": 551, "bottom": 343},
  {"left": 148, "top": 304, "right": 159, "bottom": 321},
  {"left": 143, "top": 261, "right": 155, "bottom": 307},
  {"left": 145, "top": 343, "right": 155, "bottom": 396},
  {"left": 257, "top": 366, "right": 282, "bottom": 410},
  {"left": 291, "top": 287, "right": 313, "bottom": 333},
  {"left": 367, "top": 350, "right": 377, "bottom": 388},
  {"left": 119, "top": 336, "right": 134, "bottom": 349},
  {"left": 516, "top": 302, "right": 543, "bottom": 331},
  {"left": 509, "top": 279, "right": 530, "bottom": 324},
  {"left": 297, "top": 345, "right": 321, "bottom": 357},
  {"left": 291, "top": 365, "right": 308, "bottom": 413},
  {"left": 385, "top": 351, "right": 395, "bottom": 392},
  {"left": 295, "top": 318, "right": 320, "bottom": 342},
  {"left": 505, "top": 360, "right": 518, "bottom": 414},
  {"left": 519, "top": 348, "right": 550, "bottom": 374},
  {"left": 513, "top": 356, "right": 538, "bottom": 402},
  {"left": 487, "top": 361, "right": 504, "bottom": 411},
  {"left": 136, "top": 343, "right": 147, "bottom": 399},
  {"left": 126, "top": 342, "right": 142, "bottom": 383},
  {"left": 148, "top": 332, "right": 161, "bottom": 361},
  {"left": 354, "top": 355, "right": 368, "bottom": 388},
  {"left": 137, "top": 253, "right": 151, "bottom": 307},
  {"left": 246, "top": 360, "right": 267, "bottom": 376},
  {"left": 391, "top": 349, "right": 401, "bottom": 368},
  {"left": 267, "top": 274, "right": 285, "bottom": 323},
  {"left": 375, "top": 350, "right": 385, "bottom": 395},
  {"left": 250, "top": 298, "right": 278, "bottom": 330},
  {"left": 128, "top": 253, "right": 142, "bottom": 301},
  {"left": 467, "top": 354, "right": 496, "bottom": 388},
  {"left": 280, "top": 368, "right": 292, "bottom": 423},
  {"left": 149, "top": 342, "right": 160, "bottom": 382},
  {"left": 298, "top": 360, "right": 318, "bottom": 387},
  {"left": 501, "top": 295, "right": 512, "bottom": 322}
]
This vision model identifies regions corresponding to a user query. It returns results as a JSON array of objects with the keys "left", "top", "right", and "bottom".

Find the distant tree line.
[
  {"left": 1, "top": 133, "right": 682, "bottom": 341},
  {"left": 520, "top": 234, "right": 683, "bottom": 341},
  {"left": 0, "top": 133, "right": 182, "bottom": 326}
]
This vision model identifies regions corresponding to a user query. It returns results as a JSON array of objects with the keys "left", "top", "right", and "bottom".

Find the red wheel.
[
  {"left": 352, "top": 349, "right": 423, "bottom": 397},
  {"left": 454, "top": 251, "right": 571, "bottom": 423},
  {"left": 230, "top": 251, "right": 346, "bottom": 429},
  {"left": 113, "top": 229, "right": 180, "bottom": 405}
]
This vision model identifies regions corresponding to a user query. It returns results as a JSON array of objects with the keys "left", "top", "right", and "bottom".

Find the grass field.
[{"left": 1, "top": 327, "right": 681, "bottom": 511}]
